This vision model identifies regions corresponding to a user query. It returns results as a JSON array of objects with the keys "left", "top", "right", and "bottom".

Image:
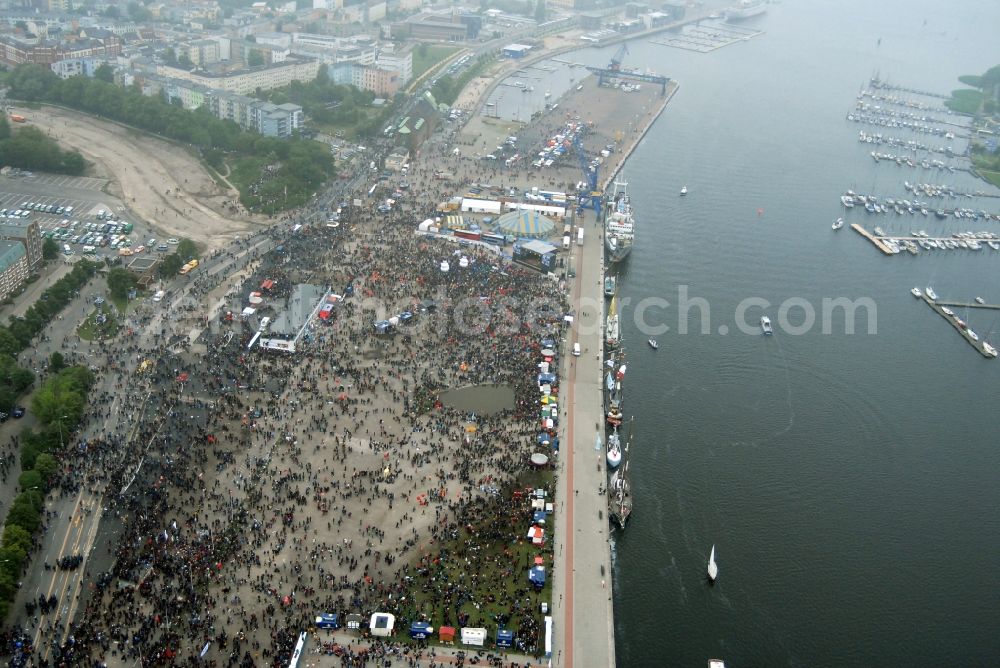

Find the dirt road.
[{"left": 22, "top": 105, "right": 271, "bottom": 251}]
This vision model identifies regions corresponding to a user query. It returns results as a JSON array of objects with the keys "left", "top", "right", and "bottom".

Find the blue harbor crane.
[
  {"left": 609, "top": 44, "right": 629, "bottom": 71},
  {"left": 585, "top": 42, "right": 670, "bottom": 95},
  {"left": 573, "top": 135, "right": 603, "bottom": 215}
]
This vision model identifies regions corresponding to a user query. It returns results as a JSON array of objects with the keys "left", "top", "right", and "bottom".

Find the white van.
[
  {"left": 572, "top": 342, "right": 581, "bottom": 356},
  {"left": 562, "top": 235, "right": 571, "bottom": 250},
  {"left": 152, "top": 290, "right": 166, "bottom": 302}
]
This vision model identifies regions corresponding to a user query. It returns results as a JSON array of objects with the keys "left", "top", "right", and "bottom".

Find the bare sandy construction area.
[{"left": 24, "top": 105, "right": 270, "bottom": 251}]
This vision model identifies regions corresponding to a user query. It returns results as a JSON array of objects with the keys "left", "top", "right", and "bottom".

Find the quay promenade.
[
  {"left": 553, "top": 203, "right": 614, "bottom": 668},
  {"left": 552, "top": 77, "right": 679, "bottom": 668}
]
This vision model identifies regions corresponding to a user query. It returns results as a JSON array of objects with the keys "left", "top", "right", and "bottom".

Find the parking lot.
[{"left": 0, "top": 174, "right": 170, "bottom": 263}]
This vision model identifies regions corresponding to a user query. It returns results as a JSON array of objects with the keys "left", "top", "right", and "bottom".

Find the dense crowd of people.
[
  {"left": 3, "top": 166, "right": 570, "bottom": 668},
  {"left": 0, "top": 69, "right": 662, "bottom": 666}
]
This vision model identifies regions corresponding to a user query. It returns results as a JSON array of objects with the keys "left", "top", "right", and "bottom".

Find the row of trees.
[
  {"left": 0, "top": 260, "right": 99, "bottom": 357},
  {"left": 3, "top": 64, "right": 335, "bottom": 212},
  {"left": 431, "top": 53, "right": 496, "bottom": 107},
  {"left": 0, "top": 365, "right": 94, "bottom": 619},
  {"left": 948, "top": 64, "right": 1000, "bottom": 116},
  {"left": 0, "top": 115, "right": 87, "bottom": 175}
]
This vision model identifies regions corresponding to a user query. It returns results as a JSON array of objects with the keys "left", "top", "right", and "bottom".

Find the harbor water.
[{"left": 580, "top": 1, "right": 1000, "bottom": 666}]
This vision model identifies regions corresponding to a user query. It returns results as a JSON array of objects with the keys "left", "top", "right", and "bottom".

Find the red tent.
[{"left": 439, "top": 626, "right": 456, "bottom": 643}]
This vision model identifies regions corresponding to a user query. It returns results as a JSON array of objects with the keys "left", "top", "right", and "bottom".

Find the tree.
[
  {"left": 49, "top": 351, "right": 65, "bottom": 373},
  {"left": 176, "top": 238, "right": 198, "bottom": 261},
  {"left": 162, "top": 48, "right": 178, "bottom": 66},
  {"left": 6, "top": 496, "right": 41, "bottom": 533},
  {"left": 534, "top": 0, "right": 546, "bottom": 22},
  {"left": 0, "top": 551, "right": 23, "bottom": 587},
  {"left": 30, "top": 378, "right": 84, "bottom": 429},
  {"left": 106, "top": 267, "right": 137, "bottom": 300},
  {"left": 33, "top": 453, "right": 59, "bottom": 482},
  {"left": 0, "top": 329, "right": 21, "bottom": 358},
  {"left": 178, "top": 55, "right": 194, "bottom": 69},
  {"left": 247, "top": 50, "right": 265, "bottom": 68},
  {"left": 1, "top": 525, "right": 32, "bottom": 555},
  {"left": 17, "top": 470, "right": 42, "bottom": 492},
  {"left": 0, "top": 114, "right": 9, "bottom": 140},
  {"left": 94, "top": 63, "right": 114, "bottom": 83},
  {"left": 102, "top": 5, "right": 120, "bottom": 17},
  {"left": 6, "top": 366, "right": 34, "bottom": 394},
  {"left": 159, "top": 254, "right": 184, "bottom": 277},
  {"left": 127, "top": 1, "right": 152, "bottom": 21}
]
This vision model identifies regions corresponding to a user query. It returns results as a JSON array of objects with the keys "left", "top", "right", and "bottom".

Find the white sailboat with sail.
[{"left": 707, "top": 545, "right": 718, "bottom": 582}]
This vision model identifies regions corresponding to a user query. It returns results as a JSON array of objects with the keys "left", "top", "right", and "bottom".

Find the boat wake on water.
[{"left": 723, "top": 333, "right": 797, "bottom": 449}]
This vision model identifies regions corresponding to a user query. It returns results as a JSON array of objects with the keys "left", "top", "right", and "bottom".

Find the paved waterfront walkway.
[{"left": 552, "top": 207, "right": 614, "bottom": 668}]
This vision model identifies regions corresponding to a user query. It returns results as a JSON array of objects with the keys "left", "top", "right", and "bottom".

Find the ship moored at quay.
[{"left": 604, "top": 178, "right": 635, "bottom": 265}]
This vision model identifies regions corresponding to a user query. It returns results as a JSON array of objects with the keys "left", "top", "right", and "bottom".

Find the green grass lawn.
[
  {"left": 979, "top": 169, "right": 1000, "bottom": 188},
  {"left": 313, "top": 107, "right": 385, "bottom": 141},
  {"left": 412, "top": 45, "right": 461, "bottom": 81},
  {"left": 110, "top": 292, "right": 137, "bottom": 313},
  {"left": 77, "top": 306, "right": 120, "bottom": 341},
  {"left": 227, "top": 155, "right": 269, "bottom": 195},
  {"left": 397, "top": 467, "right": 555, "bottom": 655}
]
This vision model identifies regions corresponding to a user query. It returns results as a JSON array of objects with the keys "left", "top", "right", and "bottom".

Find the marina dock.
[
  {"left": 920, "top": 294, "right": 997, "bottom": 358},
  {"left": 851, "top": 223, "right": 896, "bottom": 255},
  {"left": 848, "top": 222, "right": 1000, "bottom": 257},
  {"left": 650, "top": 22, "right": 763, "bottom": 53},
  {"left": 933, "top": 300, "right": 1000, "bottom": 311}
]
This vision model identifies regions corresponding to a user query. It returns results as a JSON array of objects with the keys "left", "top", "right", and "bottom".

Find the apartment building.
[
  {"left": 0, "top": 242, "right": 29, "bottom": 302},
  {"left": 139, "top": 73, "right": 304, "bottom": 138},
  {"left": 0, "top": 219, "right": 42, "bottom": 269},
  {"left": 156, "top": 56, "right": 319, "bottom": 95},
  {"left": 177, "top": 38, "right": 222, "bottom": 67},
  {"left": 0, "top": 32, "right": 122, "bottom": 67}
]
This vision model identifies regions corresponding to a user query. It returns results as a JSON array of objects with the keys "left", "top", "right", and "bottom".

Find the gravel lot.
[{"left": 16, "top": 105, "right": 271, "bottom": 252}]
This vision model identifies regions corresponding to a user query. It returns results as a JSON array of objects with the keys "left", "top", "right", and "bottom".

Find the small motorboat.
[
  {"left": 648, "top": 339, "right": 658, "bottom": 350},
  {"left": 707, "top": 545, "right": 718, "bottom": 582},
  {"left": 607, "top": 430, "right": 622, "bottom": 468},
  {"left": 761, "top": 315, "right": 773, "bottom": 335},
  {"left": 832, "top": 217, "right": 844, "bottom": 230},
  {"left": 680, "top": 185, "right": 688, "bottom": 196},
  {"left": 911, "top": 287, "right": 922, "bottom": 298},
  {"left": 926, "top": 286, "right": 938, "bottom": 301},
  {"left": 975, "top": 296, "right": 985, "bottom": 304}
]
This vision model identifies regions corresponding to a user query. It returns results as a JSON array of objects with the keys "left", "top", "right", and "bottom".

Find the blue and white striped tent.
[{"left": 496, "top": 209, "right": 556, "bottom": 238}]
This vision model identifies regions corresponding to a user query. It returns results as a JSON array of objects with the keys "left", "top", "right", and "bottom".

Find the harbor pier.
[
  {"left": 551, "top": 73, "right": 679, "bottom": 668},
  {"left": 851, "top": 222, "right": 896, "bottom": 254},
  {"left": 921, "top": 294, "right": 997, "bottom": 358}
]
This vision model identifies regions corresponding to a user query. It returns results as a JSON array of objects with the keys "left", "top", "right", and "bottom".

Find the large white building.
[
  {"left": 282, "top": 34, "right": 414, "bottom": 95},
  {"left": 156, "top": 56, "right": 320, "bottom": 96}
]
